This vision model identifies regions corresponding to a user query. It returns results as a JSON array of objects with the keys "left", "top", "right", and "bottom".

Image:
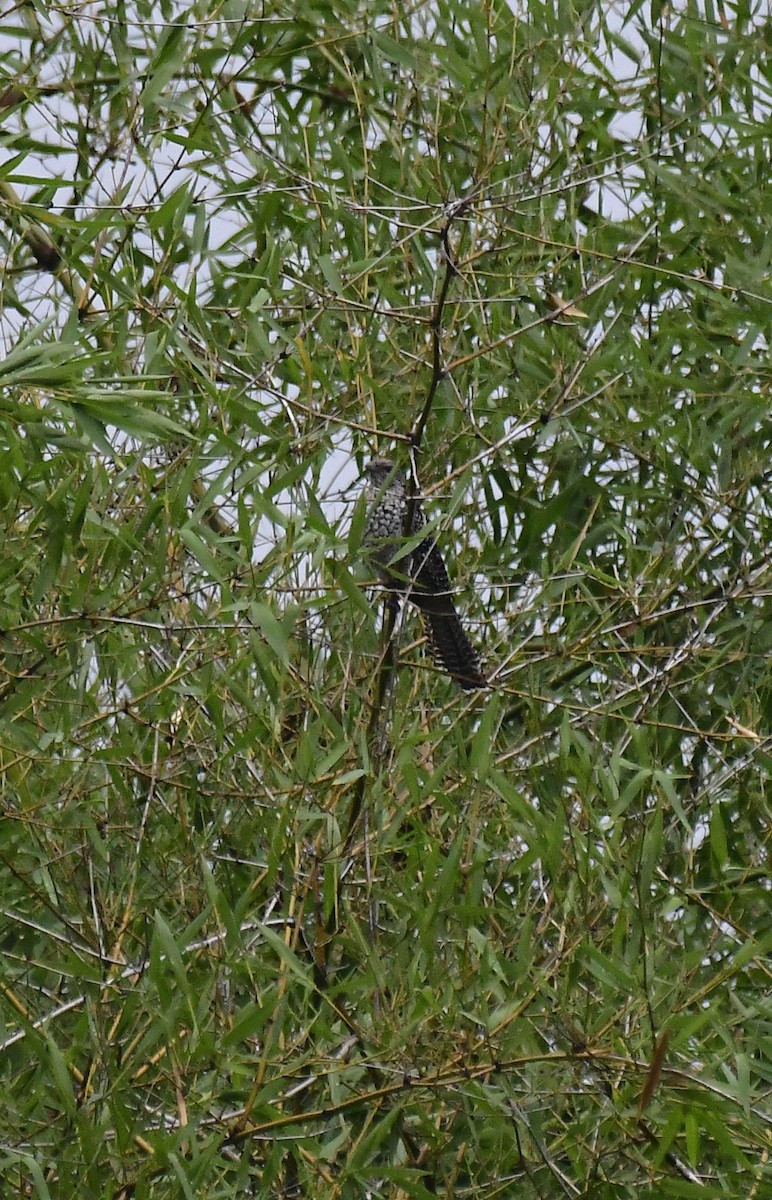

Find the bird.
[{"left": 361, "top": 457, "right": 487, "bottom": 690}]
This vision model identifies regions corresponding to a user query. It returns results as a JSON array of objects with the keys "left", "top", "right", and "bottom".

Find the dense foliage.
[{"left": 0, "top": 1, "right": 770, "bottom": 1196}]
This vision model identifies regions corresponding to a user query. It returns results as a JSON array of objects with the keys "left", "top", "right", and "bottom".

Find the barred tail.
[{"left": 424, "top": 608, "right": 487, "bottom": 690}]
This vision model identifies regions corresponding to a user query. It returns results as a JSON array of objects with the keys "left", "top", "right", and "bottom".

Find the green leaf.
[
  {"left": 250, "top": 602, "right": 290, "bottom": 665},
  {"left": 152, "top": 911, "right": 189, "bottom": 995}
]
